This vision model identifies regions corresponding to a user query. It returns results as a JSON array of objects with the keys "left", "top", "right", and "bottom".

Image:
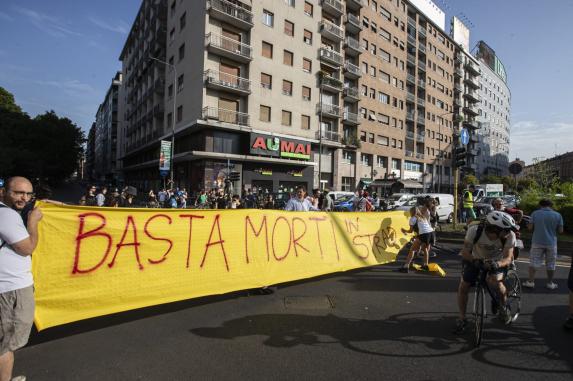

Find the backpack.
[{"left": 473, "top": 222, "right": 507, "bottom": 247}]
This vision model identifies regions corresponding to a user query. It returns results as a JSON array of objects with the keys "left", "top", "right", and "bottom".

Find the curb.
[{"left": 435, "top": 237, "right": 573, "bottom": 257}]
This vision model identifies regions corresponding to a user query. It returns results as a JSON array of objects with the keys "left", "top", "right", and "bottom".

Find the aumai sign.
[{"left": 249, "top": 133, "right": 311, "bottom": 160}]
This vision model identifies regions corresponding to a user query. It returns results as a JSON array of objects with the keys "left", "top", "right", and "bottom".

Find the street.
[{"left": 15, "top": 242, "right": 572, "bottom": 381}]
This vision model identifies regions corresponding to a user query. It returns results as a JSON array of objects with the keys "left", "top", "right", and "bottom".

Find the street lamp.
[{"left": 149, "top": 55, "right": 177, "bottom": 187}]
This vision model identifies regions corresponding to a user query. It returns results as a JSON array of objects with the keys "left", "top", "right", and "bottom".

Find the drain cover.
[{"left": 284, "top": 296, "right": 335, "bottom": 310}]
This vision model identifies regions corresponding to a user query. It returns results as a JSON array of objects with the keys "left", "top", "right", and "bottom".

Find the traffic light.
[
  {"left": 228, "top": 171, "right": 241, "bottom": 182},
  {"left": 454, "top": 147, "right": 467, "bottom": 168}
]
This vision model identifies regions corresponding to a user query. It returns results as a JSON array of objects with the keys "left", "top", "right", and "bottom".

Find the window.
[
  {"left": 261, "top": 73, "right": 272, "bottom": 89},
  {"left": 303, "top": 58, "right": 312, "bottom": 73},
  {"left": 260, "top": 105, "right": 271, "bottom": 122},
  {"left": 392, "top": 159, "right": 400, "bottom": 170},
  {"left": 304, "top": 1, "right": 313, "bottom": 16},
  {"left": 302, "top": 86, "right": 311, "bottom": 101},
  {"left": 167, "top": 112, "right": 173, "bottom": 128},
  {"left": 379, "top": 70, "right": 390, "bottom": 83},
  {"left": 379, "top": 48, "right": 390, "bottom": 62},
  {"left": 342, "top": 151, "right": 355, "bottom": 164},
  {"left": 284, "top": 20, "right": 294, "bottom": 36},
  {"left": 177, "top": 105, "right": 183, "bottom": 122},
  {"left": 368, "top": 133, "right": 375, "bottom": 143},
  {"left": 303, "top": 29, "right": 312, "bottom": 44},
  {"left": 379, "top": 28, "right": 391, "bottom": 41},
  {"left": 391, "top": 138, "right": 396, "bottom": 148},
  {"left": 262, "top": 41, "right": 273, "bottom": 58},
  {"left": 360, "top": 131, "right": 367, "bottom": 142},
  {"left": 262, "top": 10, "right": 274, "bottom": 27},
  {"left": 377, "top": 135, "right": 389, "bottom": 146},
  {"left": 369, "top": 66, "right": 376, "bottom": 77},
  {"left": 282, "top": 110, "right": 292, "bottom": 126},
  {"left": 178, "top": 43, "right": 185, "bottom": 62},
  {"left": 180, "top": 12, "right": 186, "bottom": 30},
  {"left": 378, "top": 113, "right": 390, "bottom": 125},
  {"left": 362, "top": 62, "right": 368, "bottom": 73},
  {"left": 283, "top": 50, "right": 294, "bottom": 66},
  {"left": 177, "top": 74, "right": 184, "bottom": 92},
  {"left": 282, "top": 80, "right": 293, "bottom": 96},
  {"left": 361, "top": 153, "right": 372, "bottom": 166},
  {"left": 301, "top": 114, "right": 310, "bottom": 130},
  {"left": 342, "top": 177, "right": 353, "bottom": 191},
  {"left": 376, "top": 156, "right": 387, "bottom": 168},
  {"left": 361, "top": 85, "right": 367, "bottom": 96},
  {"left": 370, "top": 43, "right": 377, "bottom": 55},
  {"left": 285, "top": 0, "right": 295, "bottom": 7},
  {"left": 378, "top": 92, "right": 389, "bottom": 104},
  {"left": 168, "top": 84, "right": 173, "bottom": 98},
  {"left": 169, "top": 28, "right": 175, "bottom": 42}
]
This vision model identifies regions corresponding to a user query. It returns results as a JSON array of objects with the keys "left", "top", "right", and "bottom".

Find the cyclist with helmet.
[{"left": 454, "top": 211, "right": 518, "bottom": 333}]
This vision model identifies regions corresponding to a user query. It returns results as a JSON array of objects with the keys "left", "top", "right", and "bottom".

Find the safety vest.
[{"left": 463, "top": 191, "right": 473, "bottom": 208}]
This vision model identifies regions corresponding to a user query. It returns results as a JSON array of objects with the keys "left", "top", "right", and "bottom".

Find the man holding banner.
[{"left": 0, "top": 176, "right": 42, "bottom": 381}]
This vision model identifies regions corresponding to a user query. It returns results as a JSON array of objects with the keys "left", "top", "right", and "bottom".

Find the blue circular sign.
[
  {"left": 460, "top": 128, "right": 470, "bottom": 145},
  {"left": 159, "top": 169, "right": 169, "bottom": 177}
]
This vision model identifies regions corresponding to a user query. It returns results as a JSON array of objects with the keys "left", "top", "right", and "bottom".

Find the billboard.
[
  {"left": 477, "top": 41, "right": 507, "bottom": 83},
  {"left": 451, "top": 16, "right": 470, "bottom": 52},
  {"left": 410, "top": 0, "right": 445, "bottom": 30},
  {"left": 249, "top": 133, "right": 311, "bottom": 160},
  {"left": 159, "top": 140, "right": 172, "bottom": 171}
]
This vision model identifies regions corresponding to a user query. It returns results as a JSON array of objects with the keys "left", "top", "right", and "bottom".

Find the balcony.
[
  {"left": 346, "top": 0, "right": 366, "bottom": 11},
  {"left": 464, "top": 119, "right": 480, "bottom": 129},
  {"left": 406, "top": 111, "right": 415, "bottom": 122},
  {"left": 417, "top": 97, "right": 425, "bottom": 107},
  {"left": 342, "top": 111, "right": 361, "bottom": 125},
  {"left": 344, "top": 36, "right": 363, "bottom": 56},
  {"left": 317, "top": 129, "right": 341, "bottom": 142},
  {"left": 464, "top": 75, "right": 479, "bottom": 89},
  {"left": 319, "top": 47, "right": 343, "bottom": 67},
  {"left": 406, "top": 92, "right": 415, "bottom": 103},
  {"left": 417, "top": 79, "right": 426, "bottom": 89},
  {"left": 405, "top": 150, "right": 415, "bottom": 158},
  {"left": 454, "top": 83, "right": 462, "bottom": 93},
  {"left": 407, "top": 73, "right": 416, "bottom": 84},
  {"left": 416, "top": 133, "right": 425, "bottom": 143},
  {"left": 454, "top": 98, "right": 462, "bottom": 107},
  {"left": 406, "top": 130, "right": 415, "bottom": 140},
  {"left": 343, "top": 86, "right": 360, "bottom": 102},
  {"left": 345, "top": 13, "right": 363, "bottom": 34},
  {"left": 418, "top": 43, "right": 426, "bottom": 54},
  {"left": 464, "top": 104, "right": 479, "bottom": 116},
  {"left": 205, "top": 33, "right": 252, "bottom": 63},
  {"left": 206, "top": 0, "right": 253, "bottom": 30},
  {"left": 319, "top": 20, "right": 344, "bottom": 42},
  {"left": 418, "top": 61, "right": 426, "bottom": 71},
  {"left": 343, "top": 61, "right": 362, "bottom": 78},
  {"left": 454, "top": 67, "right": 463, "bottom": 77},
  {"left": 407, "top": 34, "right": 416, "bottom": 46},
  {"left": 407, "top": 17, "right": 416, "bottom": 28},
  {"left": 203, "top": 69, "right": 251, "bottom": 95},
  {"left": 322, "top": 0, "right": 343, "bottom": 16},
  {"left": 320, "top": 75, "right": 343, "bottom": 93},
  {"left": 407, "top": 54, "right": 416, "bottom": 66},
  {"left": 317, "top": 103, "right": 343, "bottom": 118},
  {"left": 153, "top": 78, "right": 165, "bottom": 93},
  {"left": 202, "top": 106, "right": 250, "bottom": 126},
  {"left": 416, "top": 153, "right": 425, "bottom": 160},
  {"left": 419, "top": 28, "right": 426, "bottom": 37},
  {"left": 465, "top": 60, "right": 480, "bottom": 75},
  {"left": 464, "top": 91, "right": 481, "bottom": 102},
  {"left": 416, "top": 116, "right": 425, "bottom": 125}
]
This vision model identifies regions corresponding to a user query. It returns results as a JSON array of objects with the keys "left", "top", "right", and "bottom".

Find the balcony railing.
[
  {"left": 202, "top": 106, "right": 250, "bottom": 126},
  {"left": 405, "top": 150, "right": 415, "bottom": 157},
  {"left": 207, "top": 0, "right": 253, "bottom": 29},
  {"left": 406, "top": 130, "right": 415, "bottom": 139},
  {"left": 418, "top": 43, "right": 426, "bottom": 54},
  {"left": 417, "top": 116, "right": 425, "bottom": 125},
  {"left": 345, "top": 13, "right": 362, "bottom": 31},
  {"left": 407, "top": 34, "right": 416, "bottom": 45},
  {"left": 346, "top": 0, "right": 366, "bottom": 9},
  {"left": 416, "top": 153, "right": 425, "bottom": 159},
  {"left": 419, "top": 28, "right": 426, "bottom": 37},
  {"left": 417, "top": 98, "right": 425, "bottom": 107},
  {"left": 407, "top": 54, "right": 416, "bottom": 66},
  {"left": 407, "top": 17, "right": 416, "bottom": 28},
  {"left": 343, "top": 111, "right": 360, "bottom": 124},
  {"left": 407, "top": 73, "right": 416, "bottom": 84},
  {"left": 465, "top": 60, "right": 480, "bottom": 74},
  {"left": 319, "top": 20, "right": 344, "bottom": 40},
  {"left": 417, "top": 79, "right": 426, "bottom": 89},
  {"left": 203, "top": 69, "right": 251, "bottom": 93},
  {"left": 205, "top": 33, "right": 252, "bottom": 62},
  {"left": 406, "top": 93, "right": 415, "bottom": 103},
  {"left": 406, "top": 111, "right": 415, "bottom": 122},
  {"left": 319, "top": 47, "right": 343, "bottom": 66},
  {"left": 317, "top": 129, "right": 340, "bottom": 142},
  {"left": 418, "top": 61, "right": 426, "bottom": 71},
  {"left": 321, "top": 75, "right": 343, "bottom": 92},
  {"left": 322, "top": 0, "right": 344, "bottom": 15},
  {"left": 344, "top": 36, "right": 362, "bottom": 54},
  {"left": 343, "top": 86, "right": 359, "bottom": 99},
  {"left": 317, "top": 102, "right": 343, "bottom": 118},
  {"left": 344, "top": 61, "right": 361, "bottom": 77}
]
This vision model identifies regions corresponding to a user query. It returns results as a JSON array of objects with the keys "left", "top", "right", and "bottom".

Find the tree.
[
  {"left": 462, "top": 174, "right": 478, "bottom": 187},
  {"left": 0, "top": 86, "right": 23, "bottom": 114}
]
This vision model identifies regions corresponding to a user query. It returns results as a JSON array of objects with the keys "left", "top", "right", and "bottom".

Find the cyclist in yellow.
[{"left": 463, "top": 184, "right": 477, "bottom": 223}]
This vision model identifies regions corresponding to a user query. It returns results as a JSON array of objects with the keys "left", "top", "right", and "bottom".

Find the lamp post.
[{"left": 149, "top": 55, "right": 177, "bottom": 188}]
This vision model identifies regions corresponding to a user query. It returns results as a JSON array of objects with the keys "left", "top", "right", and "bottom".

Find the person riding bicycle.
[{"left": 454, "top": 211, "right": 518, "bottom": 333}]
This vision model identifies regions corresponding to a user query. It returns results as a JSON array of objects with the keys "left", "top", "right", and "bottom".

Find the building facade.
[
  {"left": 475, "top": 41, "right": 510, "bottom": 177},
  {"left": 523, "top": 152, "right": 573, "bottom": 182},
  {"left": 116, "top": 0, "right": 460, "bottom": 194}
]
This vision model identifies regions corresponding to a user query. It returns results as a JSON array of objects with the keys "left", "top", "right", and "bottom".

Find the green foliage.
[
  {"left": 0, "top": 88, "right": 85, "bottom": 185},
  {"left": 560, "top": 204, "right": 573, "bottom": 233},
  {"left": 462, "top": 174, "right": 478, "bottom": 187},
  {"left": 0, "top": 86, "right": 23, "bottom": 114}
]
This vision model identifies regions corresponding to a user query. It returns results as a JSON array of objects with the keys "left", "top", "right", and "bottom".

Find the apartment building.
[
  {"left": 93, "top": 72, "right": 123, "bottom": 182},
  {"left": 115, "top": 0, "right": 460, "bottom": 194},
  {"left": 475, "top": 41, "right": 510, "bottom": 177}
]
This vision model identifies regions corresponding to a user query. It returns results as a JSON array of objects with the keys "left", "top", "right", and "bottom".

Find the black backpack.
[{"left": 473, "top": 222, "right": 507, "bottom": 247}]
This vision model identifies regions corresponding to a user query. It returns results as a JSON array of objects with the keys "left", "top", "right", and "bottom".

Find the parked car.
[
  {"left": 394, "top": 193, "right": 454, "bottom": 223},
  {"left": 328, "top": 191, "right": 355, "bottom": 201}
]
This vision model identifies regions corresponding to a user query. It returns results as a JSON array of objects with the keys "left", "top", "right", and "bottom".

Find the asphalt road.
[{"left": 15, "top": 243, "right": 572, "bottom": 381}]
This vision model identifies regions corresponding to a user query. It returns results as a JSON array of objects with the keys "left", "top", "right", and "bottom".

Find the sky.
[{"left": 1, "top": 0, "right": 572, "bottom": 165}]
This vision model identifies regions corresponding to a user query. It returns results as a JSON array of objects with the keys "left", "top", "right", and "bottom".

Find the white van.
[
  {"left": 387, "top": 193, "right": 417, "bottom": 209},
  {"left": 328, "top": 191, "right": 355, "bottom": 201},
  {"left": 417, "top": 193, "right": 455, "bottom": 223}
]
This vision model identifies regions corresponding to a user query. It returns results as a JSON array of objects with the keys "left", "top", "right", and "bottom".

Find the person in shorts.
[
  {"left": 454, "top": 211, "right": 517, "bottom": 333},
  {"left": 0, "top": 177, "right": 43, "bottom": 381},
  {"left": 400, "top": 205, "right": 433, "bottom": 271},
  {"left": 524, "top": 199, "right": 564, "bottom": 290}
]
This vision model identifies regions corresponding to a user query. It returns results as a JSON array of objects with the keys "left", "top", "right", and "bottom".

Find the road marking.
[{"left": 515, "top": 259, "right": 571, "bottom": 269}]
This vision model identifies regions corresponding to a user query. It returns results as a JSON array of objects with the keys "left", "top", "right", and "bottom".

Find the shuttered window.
[
  {"left": 284, "top": 20, "right": 294, "bottom": 36},
  {"left": 260, "top": 105, "right": 271, "bottom": 122},
  {"left": 262, "top": 41, "right": 273, "bottom": 58},
  {"left": 304, "top": 1, "right": 313, "bottom": 16},
  {"left": 283, "top": 50, "right": 293, "bottom": 66},
  {"left": 302, "top": 86, "right": 311, "bottom": 101},
  {"left": 301, "top": 115, "right": 310, "bottom": 130},
  {"left": 282, "top": 80, "right": 292, "bottom": 96},
  {"left": 281, "top": 110, "right": 292, "bottom": 126},
  {"left": 260, "top": 73, "right": 272, "bottom": 89},
  {"left": 303, "top": 58, "right": 312, "bottom": 72}
]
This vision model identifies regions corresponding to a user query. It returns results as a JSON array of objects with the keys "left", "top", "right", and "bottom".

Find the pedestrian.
[
  {"left": 463, "top": 185, "right": 476, "bottom": 223},
  {"left": 284, "top": 186, "right": 318, "bottom": 211},
  {"left": 322, "top": 190, "right": 334, "bottom": 211},
  {"left": 523, "top": 199, "right": 564, "bottom": 290},
  {"left": 158, "top": 188, "right": 167, "bottom": 207},
  {"left": 84, "top": 185, "right": 97, "bottom": 206},
  {"left": 0, "top": 177, "right": 42, "bottom": 381},
  {"left": 95, "top": 186, "right": 107, "bottom": 207},
  {"left": 147, "top": 190, "right": 159, "bottom": 208},
  {"left": 353, "top": 189, "right": 372, "bottom": 212},
  {"left": 230, "top": 195, "right": 242, "bottom": 209},
  {"left": 399, "top": 206, "right": 422, "bottom": 272}
]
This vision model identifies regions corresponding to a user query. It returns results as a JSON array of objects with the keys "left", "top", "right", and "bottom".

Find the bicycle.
[{"left": 473, "top": 260, "right": 522, "bottom": 347}]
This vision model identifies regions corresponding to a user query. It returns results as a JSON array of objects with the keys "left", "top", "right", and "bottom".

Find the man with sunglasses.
[
  {"left": 454, "top": 211, "right": 518, "bottom": 334},
  {"left": 0, "top": 176, "right": 43, "bottom": 381}
]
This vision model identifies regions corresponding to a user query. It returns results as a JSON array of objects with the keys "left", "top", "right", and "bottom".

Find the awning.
[
  {"left": 359, "top": 178, "right": 373, "bottom": 185},
  {"left": 399, "top": 179, "right": 423, "bottom": 189},
  {"left": 371, "top": 179, "right": 394, "bottom": 187}
]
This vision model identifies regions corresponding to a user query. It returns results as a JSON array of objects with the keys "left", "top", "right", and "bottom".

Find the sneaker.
[
  {"left": 453, "top": 319, "right": 468, "bottom": 334},
  {"left": 499, "top": 306, "right": 512, "bottom": 325},
  {"left": 546, "top": 282, "right": 558, "bottom": 290},
  {"left": 491, "top": 299, "right": 498, "bottom": 315},
  {"left": 522, "top": 280, "right": 535, "bottom": 289},
  {"left": 509, "top": 261, "right": 517, "bottom": 271},
  {"left": 563, "top": 317, "right": 573, "bottom": 331}
]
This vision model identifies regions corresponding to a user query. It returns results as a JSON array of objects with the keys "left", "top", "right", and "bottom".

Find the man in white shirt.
[
  {"left": 284, "top": 186, "right": 318, "bottom": 211},
  {"left": 0, "top": 177, "right": 43, "bottom": 381},
  {"left": 95, "top": 186, "right": 107, "bottom": 207}
]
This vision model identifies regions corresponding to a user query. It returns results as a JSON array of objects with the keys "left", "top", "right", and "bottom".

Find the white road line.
[{"left": 515, "top": 259, "right": 571, "bottom": 269}]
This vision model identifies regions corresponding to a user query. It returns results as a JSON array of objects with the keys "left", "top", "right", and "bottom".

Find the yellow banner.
[{"left": 32, "top": 203, "right": 410, "bottom": 330}]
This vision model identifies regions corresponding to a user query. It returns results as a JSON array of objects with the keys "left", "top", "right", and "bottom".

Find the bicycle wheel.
[
  {"left": 504, "top": 270, "right": 522, "bottom": 323},
  {"left": 473, "top": 285, "right": 485, "bottom": 347}
]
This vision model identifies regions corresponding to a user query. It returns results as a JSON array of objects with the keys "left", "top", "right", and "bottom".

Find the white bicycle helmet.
[{"left": 486, "top": 211, "right": 517, "bottom": 230}]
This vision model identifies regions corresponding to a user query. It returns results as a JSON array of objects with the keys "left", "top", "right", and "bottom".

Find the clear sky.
[{"left": 1, "top": 0, "right": 572, "bottom": 165}]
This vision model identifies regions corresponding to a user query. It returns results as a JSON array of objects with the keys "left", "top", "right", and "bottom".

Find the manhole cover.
[{"left": 284, "top": 296, "right": 335, "bottom": 310}]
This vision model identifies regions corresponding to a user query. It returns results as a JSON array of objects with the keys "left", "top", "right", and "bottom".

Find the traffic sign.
[
  {"left": 159, "top": 169, "right": 169, "bottom": 177},
  {"left": 460, "top": 128, "right": 470, "bottom": 145}
]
